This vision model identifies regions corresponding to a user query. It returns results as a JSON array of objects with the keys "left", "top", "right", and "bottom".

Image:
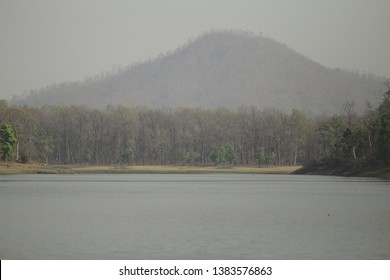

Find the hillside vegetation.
[{"left": 12, "top": 30, "right": 386, "bottom": 114}]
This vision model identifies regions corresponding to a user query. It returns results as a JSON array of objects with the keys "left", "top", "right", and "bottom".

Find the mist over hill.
[{"left": 12, "top": 30, "right": 387, "bottom": 114}]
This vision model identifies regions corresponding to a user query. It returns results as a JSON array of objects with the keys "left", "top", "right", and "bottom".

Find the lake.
[{"left": 0, "top": 174, "right": 389, "bottom": 259}]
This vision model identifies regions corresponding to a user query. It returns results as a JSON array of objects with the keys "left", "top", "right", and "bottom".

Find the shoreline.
[
  {"left": 0, "top": 162, "right": 301, "bottom": 175},
  {"left": 1, "top": 162, "right": 388, "bottom": 179},
  {"left": 293, "top": 160, "right": 390, "bottom": 179}
]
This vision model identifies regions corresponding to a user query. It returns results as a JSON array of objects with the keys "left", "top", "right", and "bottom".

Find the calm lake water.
[{"left": 0, "top": 174, "right": 389, "bottom": 259}]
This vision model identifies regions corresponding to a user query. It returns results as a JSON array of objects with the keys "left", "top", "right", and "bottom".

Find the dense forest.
[{"left": 1, "top": 84, "right": 389, "bottom": 168}]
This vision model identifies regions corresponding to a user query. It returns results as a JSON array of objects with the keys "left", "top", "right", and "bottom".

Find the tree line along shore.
[{"left": 0, "top": 85, "right": 389, "bottom": 177}]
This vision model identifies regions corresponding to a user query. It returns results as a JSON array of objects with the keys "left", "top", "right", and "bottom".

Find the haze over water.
[{"left": 0, "top": 174, "right": 389, "bottom": 259}]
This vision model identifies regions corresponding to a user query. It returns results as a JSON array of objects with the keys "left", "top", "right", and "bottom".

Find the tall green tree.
[
  {"left": 121, "top": 148, "right": 134, "bottom": 165},
  {"left": 209, "top": 144, "right": 236, "bottom": 166},
  {"left": 289, "top": 109, "right": 308, "bottom": 165},
  {"left": 376, "top": 86, "right": 390, "bottom": 163},
  {"left": 183, "top": 151, "right": 201, "bottom": 165},
  {"left": 255, "top": 147, "right": 265, "bottom": 167},
  {"left": 265, "top": 151, "right": 276, "bottom": 166},
  {"left": 224, "top": 144, "right": 237, "bottom": 165},
  {"left": 209, "top": 145, "right": 220, "bottom": 165},
  {"left": 0, "top": 124, "right": 17, "bottom": 161},
  {"left": 341, "top": 102, "right": 364, "bottom": 161},
  {"left": 342, "top": 124, "right": 364, "bottom": 160},
  {"left": 317, "top": 115, "right": 346, "bottom": 159}
]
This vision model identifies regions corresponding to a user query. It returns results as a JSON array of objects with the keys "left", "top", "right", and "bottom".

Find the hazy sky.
[{"left": 1, "top": 0, "right": 389, "bottom": 100}]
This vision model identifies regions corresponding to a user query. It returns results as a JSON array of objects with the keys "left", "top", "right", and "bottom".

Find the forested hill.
[{"left": 12, "top": 30, "right": 386, "bottom": 114}]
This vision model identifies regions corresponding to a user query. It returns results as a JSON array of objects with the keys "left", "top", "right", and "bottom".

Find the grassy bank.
[
  {"left": 71, "top": 165, "right": 301, "bottom": 174},
  {"left": 0, "top": 162, "right": 64, "bottom": 175},
  {"left": 0, "top": 162, "right": 300, "bottom": 175}
]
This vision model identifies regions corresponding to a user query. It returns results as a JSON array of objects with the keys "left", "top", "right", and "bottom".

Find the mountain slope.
[{"left": 12, "top": 31, "right": 387, "bottom": 113}]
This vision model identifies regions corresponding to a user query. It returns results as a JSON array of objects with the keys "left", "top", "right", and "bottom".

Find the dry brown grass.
[
  {"left": 0, "top": 162, "right": 60, "bottom": 175},
  {"left": 0, "top": 162, "right": 301, "bottom": 175},
  {"left": 58, "top": 164, "right": 302, "bottom": 174}
]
